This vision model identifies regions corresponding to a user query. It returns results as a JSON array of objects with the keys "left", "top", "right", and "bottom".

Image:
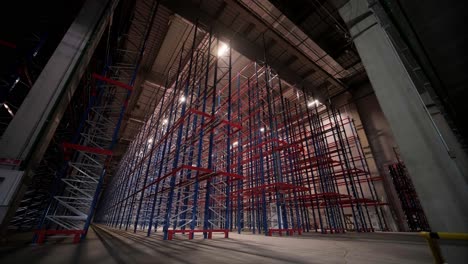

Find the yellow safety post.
[{"left": 420, "top": 231, "right": 468, "bottom": 264}]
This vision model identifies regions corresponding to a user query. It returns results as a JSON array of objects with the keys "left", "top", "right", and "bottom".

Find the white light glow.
[
  {"left": 307, "top": 99, "right": 319, "bottom": 108},
  {"left": 148, "top": 138, "right": 153, "bottom": 143},
  {"left": 180, "top": 96, "right": 186, "bottom": 103},
  {"left": 162, "top": 118, "right": 168, "bottom": 124},
  {"left": 232, "top": 141, "right": 238, "bottom": 146},
  {"left": 217, "top": 42, "right": 229, "bottom": 57},
  {"left": 260, "top": 127, "right": 265, "bottom": 132},
  {"left": 3, "top": 103, "right": 14, "bottom": 117},
  {"left": 11, "top": 77, "right": 20, "bottom": 89}
]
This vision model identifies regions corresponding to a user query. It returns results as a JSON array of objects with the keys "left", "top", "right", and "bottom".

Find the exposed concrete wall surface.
[
  {"left": 397, "top": 0, "right": 468, "bottom": 142},
  {"left": 350, "top": 82, "right": 407, "bottom": 231},
  {"left": 334, "top": 91, "right": 398, "bottom": 231},
  {"left": 339, "top": 0, "right": 468, "bottom": 262}
]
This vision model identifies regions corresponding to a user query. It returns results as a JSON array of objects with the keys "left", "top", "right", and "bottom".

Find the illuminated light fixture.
[
  {"left": 11, "top": 77, "right": 20, "bottom": 89},
  {"left": 307, "top": 99, "right": 320, "bottom": 108},
  {"left": 180, "top": 96, "right": 186, "bottom": 103},
  {"left": 148, "top": 138, "right": 153, "bottom": 143},
  {"left": 162, "top": 118, "right": 168, "bottom": 124},
  {"left": 3, "top": 103, "right": 14, "bottom": 117},
  {"left": 217, "top": 42, "right": 229, "bottom": 57},
  {"left": 260, "top": 127, "right": 265, "bottom": 132},
  {"left": 232, "top": 141, "right": 238, "bottom": 146}
]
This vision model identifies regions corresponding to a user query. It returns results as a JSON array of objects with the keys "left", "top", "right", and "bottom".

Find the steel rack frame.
[
  {"left": 96, "top": 29, "right": 389, "bottom": 240},
  {"left": 34, "top": 0, "right": 161, "bottom": 242}
]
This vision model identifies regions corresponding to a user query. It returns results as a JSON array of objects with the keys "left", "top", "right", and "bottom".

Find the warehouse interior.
[{"left": 0, "top": 0, "right": 467, "bottom": 263}]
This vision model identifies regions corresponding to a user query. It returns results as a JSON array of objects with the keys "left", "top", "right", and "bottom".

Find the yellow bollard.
[{"left": 420, "top": 231, "right": 468, "bottom": 264}]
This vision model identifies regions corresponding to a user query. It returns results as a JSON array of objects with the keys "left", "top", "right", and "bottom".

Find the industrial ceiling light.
[
  {"left": 148, "top": 138, "right": 153, "bottom": 143},
  {"left": 3, "top": 102, "right": 14, "bottom": 117},
  {"left": 307, "top": 99, "right": 319, "bottom": 108},
  {"left": 11, "top": 77, "right": 20, "bottom": 89},
  {"left": 162, "top": 118, "right": 168, "bottom": 124},
  {"left": 232, "top": 141, "right": 238, "bottom": 146},
  {"left": 217, "top": 42, "right": 229, "bottom": 57},
  {"left": 180, "top": 96, "right": 186, "bottom": 103},
  {"left": 260, "top": 127, "right": 265, "bottom": 132}
]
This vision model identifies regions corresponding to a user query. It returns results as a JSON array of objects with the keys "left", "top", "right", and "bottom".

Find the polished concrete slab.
[{"left": 0, "top": 225, "right": 433, "bottom": 264}]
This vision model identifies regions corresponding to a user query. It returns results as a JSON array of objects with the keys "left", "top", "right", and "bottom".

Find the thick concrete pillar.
[
  {"left": 339, "top": 0, "right": 468, "bottom": 262},
  {"left": 0, "top": 0, "right": 118, "bottom": 231}
]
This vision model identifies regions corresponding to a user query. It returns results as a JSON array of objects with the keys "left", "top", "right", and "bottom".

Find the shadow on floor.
[
  {"left": 0, "top": 225, "right": 433, "bottom": 264},
  {"left": 93, "top": 225, "right": 316, "bottom": 264}
]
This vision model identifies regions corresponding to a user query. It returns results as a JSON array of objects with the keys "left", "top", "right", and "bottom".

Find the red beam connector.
[
  {"left": 34, "top": 229, "right": 85, "bottom": 244},
  {"left": 167, "top": 229, "right": 229, "bottom": 240},
  {"left": 92, "top": 73, "right": 133, "bottom": 91},
  {"left": 63, "top": 142, "right": 113, "bottom": 156},
  {"left": 0, "top": 158, "right": 22, "bottom": 166}
]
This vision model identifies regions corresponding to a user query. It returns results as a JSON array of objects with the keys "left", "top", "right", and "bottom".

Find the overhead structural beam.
[{"left": 162, "top": 0, "right": 338, "bottom": 99}]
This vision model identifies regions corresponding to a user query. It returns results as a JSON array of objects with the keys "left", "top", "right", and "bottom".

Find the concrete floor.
[{"left": 0, "top": 225, "right": 433, "bottom": 264}]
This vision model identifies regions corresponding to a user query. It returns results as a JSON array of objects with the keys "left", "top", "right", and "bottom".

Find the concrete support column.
[
  {"left": 0, "top": 0, "right": 118, "bottom": 231},
  {"left": 339, "top": 0, "right": 468, "bottom": 262}
]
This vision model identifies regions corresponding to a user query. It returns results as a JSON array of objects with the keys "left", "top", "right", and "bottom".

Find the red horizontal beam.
[
  {"left": 35, "top": 229, "right": 85, "bottom": 235},
  {"left": 180, "top": 165, "right": 212, "bottom": 174},
  {"left": 168, "top": 229, "right": 228, "bottom": 233},
  {"left": 216, "top": 171, "right": 244, "bottom": 180},
  {"left": 34, "top": 229, "right": 85, "bottom": 244},
  {"left": 167, "top": 229, "right": 229, "bottom": 240},
  {"left": 92, "top": 73, "right": 133, "bottom": 91},
  {"left": 63, "top": 142, "right": 113, "bottom": 156},
  {"left": 0, "top": 158, "right": 22, "bottom": 166},
  {"left": 268, "top": 228, "right": 302, "bottom": 236},
  {"left": 189, "top": 108, "right": 213, "bottom": 119},
  {"left": 0, "top": 39, "right": 16, "bottom": 49}
]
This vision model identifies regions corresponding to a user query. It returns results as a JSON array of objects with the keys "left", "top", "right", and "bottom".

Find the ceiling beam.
[{"left": 162, "top": 0, "right": 332, "bottom": 99}]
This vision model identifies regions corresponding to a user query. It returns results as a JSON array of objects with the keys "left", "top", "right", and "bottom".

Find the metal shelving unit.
[
  {"left": 95, "top": 26, "right": 388, "bottom": 239},
  {"left": 33, "top": 0, "right": 161, "bottom": 241}
]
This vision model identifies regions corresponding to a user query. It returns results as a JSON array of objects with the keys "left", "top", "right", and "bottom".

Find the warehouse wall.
[
  {"left": 333, "top": 84, "right": 406, "bottom": 231},
  {"left": 352, "top": 83, "right": 408, "bottom": 231}
]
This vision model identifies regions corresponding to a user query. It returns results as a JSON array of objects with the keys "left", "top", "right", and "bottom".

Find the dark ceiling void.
[
  {"left": 393, "top": 0, "right": 468, "bottom": 147},
  {"left": 0, "top": 0, "right": 86, "bottom": 136},
  {"left": 162, "top": 0, "right": 345, "bottom": 101},
  {"left": 269, "top": 0, "right": 360, "bottom": 70}
]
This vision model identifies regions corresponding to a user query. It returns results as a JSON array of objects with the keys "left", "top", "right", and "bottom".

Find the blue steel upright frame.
[
  {"left": 36, "top": 0, "right": 161, "bottom": 240},
  {"left": 95, "top": 29, "right": 389, "bottom": 239}
]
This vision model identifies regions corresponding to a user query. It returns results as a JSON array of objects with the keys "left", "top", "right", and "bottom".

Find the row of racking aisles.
[{"left": 95, "top": 26, "right": 389, "bottom": 240}]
